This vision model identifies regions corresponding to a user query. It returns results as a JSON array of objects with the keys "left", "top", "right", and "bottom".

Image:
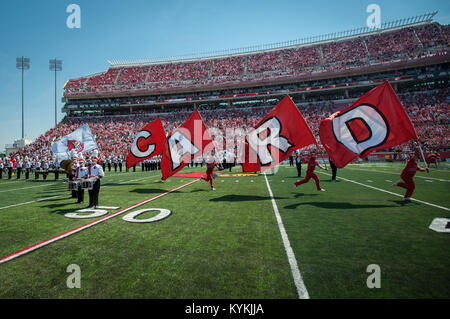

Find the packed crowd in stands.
[
  {"left": 63, "top": 23, "right": 449, "bottom": 96},
  {"left": 9, "top": 87, "right": 448, "bottom": 168},
  {"left": 365, "top": 28, "right": 419, "bottom": 62}
]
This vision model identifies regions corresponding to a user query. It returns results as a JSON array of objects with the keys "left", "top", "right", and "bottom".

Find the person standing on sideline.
[
  {"left": 393, "top": 150, "right": 428, "bottom": 201},
  {"left": 329, "top": 158, "right": 337, "bottom": 182},
  {"left": 54, "top": 160, "right": 60, "bottom": 180},
  {"left": 295, "top": 153, "right": 302, "bottom": 177},
  {"left": 294, "top": 152, "right": 328, "bottom": 191},
  {"left": 0, "top": 160, "right": 4, "bottom": 179},
  {"left": 87, "top": 158, "right": 105, "bottom": 208}
]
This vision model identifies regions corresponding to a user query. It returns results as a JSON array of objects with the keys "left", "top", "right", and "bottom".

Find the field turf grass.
[{"left": 0, "top": 162, "right": 449, "bottom": 298}]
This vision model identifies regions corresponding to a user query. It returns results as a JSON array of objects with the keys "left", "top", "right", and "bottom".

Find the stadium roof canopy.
[{"left": 107, "top": 12, "right": 437, "bottom": 67}]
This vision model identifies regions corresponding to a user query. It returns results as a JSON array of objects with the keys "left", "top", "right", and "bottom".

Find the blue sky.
[{"left": 0, "top": 0, "right": 449, "bottom": 152}]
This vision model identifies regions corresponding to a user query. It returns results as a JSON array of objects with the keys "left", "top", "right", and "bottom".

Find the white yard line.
[
  {"left": 345, "top": 167, "right": 450, "bottom": 182},
  {"left": 263, "top": 174, "right": 310, "bottom": 299},
  {"left": 318, "top": 172, "right": 450, "bottom": 211},
  {"left": 0, "top": 194, "right": 66, "bottom": 211},
  {"left": 0, "top": 183, "right": 62, "bottom": 193}
]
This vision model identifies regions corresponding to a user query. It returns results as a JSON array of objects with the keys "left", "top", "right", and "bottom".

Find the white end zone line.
[
  {"left": 263, "top": 174, "right": 310, "bottom": 299},
  {"left": 318, "top": 172, "right": 449, "bottom": 211},
  {"left": 0, "top": 179, "right": 199, "bottom": 265}
]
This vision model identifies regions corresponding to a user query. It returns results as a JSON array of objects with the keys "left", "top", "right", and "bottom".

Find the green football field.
[{"left": 0, "top": 162, "right": 449, "bottom": 299}]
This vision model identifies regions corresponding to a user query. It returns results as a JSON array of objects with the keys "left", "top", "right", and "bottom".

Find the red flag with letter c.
[{"left": 126, "top": 118, "right": 166, "bottom": 169}]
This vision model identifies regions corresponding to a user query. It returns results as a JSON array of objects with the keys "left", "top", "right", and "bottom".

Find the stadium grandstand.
[{"left": 11, "top": 13, "right": 450, "bottom": 164}]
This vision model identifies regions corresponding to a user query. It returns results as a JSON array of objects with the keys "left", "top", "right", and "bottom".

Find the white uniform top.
[
  {"left": 25, "top": 162, "right": 31, "bottom": 168},
  {"left": 43, "top": 162, "right": 49, "bottom": 169},
  {"left": 88, "top": 164, "right": 105, "bottom": 178},
  {"left": 35, "top": 162, "right": 41, "bottom": 168},
  {"left": 8, "top": 161, "right": 14, "bottom": 168},
  {"left": 76, "top": 166, "right": 88, "bottom": 179},
  {"left": 0, "top": 163, "right": 4, "bottom": 169}
]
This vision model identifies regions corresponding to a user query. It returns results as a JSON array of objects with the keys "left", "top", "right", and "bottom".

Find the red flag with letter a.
[
  {"left": 241, "top": 95, "right": 316, "bottom": 172},
  {"left": 319, "top": 81, "right": 418, "bottom": 168},
  {"left": 161, "top": 110, "right": 213, "bottom": 180},
  {"left": 126, "top": 118, "right": 166, "bottom": 169}
]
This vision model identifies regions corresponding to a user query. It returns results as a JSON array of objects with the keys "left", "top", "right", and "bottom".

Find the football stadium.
[{"left": 0, "top": 1, "right": 449, "bottom": 306}]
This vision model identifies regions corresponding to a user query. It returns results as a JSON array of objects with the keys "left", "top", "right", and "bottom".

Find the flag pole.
[
  {"left": 318, "top": 143, "right": 327, "bottom": 169},
  {"left": 415, "top": 140, "right": 429, "bottom": 173}
]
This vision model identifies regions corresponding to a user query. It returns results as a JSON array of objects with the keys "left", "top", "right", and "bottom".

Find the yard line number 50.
[{"left": 65, "top": 206, "right": 171, "bottom": 223}]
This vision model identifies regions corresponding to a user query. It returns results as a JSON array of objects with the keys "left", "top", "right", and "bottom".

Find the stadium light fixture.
[
  {"left": 16, "top": 57, "right": 30, "bottom": 139},
  {"left": 49, "top": 58, "right": 63, "bottom": 126}
]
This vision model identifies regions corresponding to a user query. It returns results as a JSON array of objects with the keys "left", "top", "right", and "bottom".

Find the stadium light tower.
[
  {"left": 16, "top": 57, "right": 30, "bottom": 139},
  {"left": 49, "top": 59, "right": 63, "bottom": 126}
]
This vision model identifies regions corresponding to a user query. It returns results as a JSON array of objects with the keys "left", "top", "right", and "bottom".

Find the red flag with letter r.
[
  {"left": 161, "top": 110, "right": 213, "bottom": 180},
  {"left": 126, "top": 118, "right": 166, "bottom": 169},
  {"left": 319, "top": 81, "right": 418, "bottom": 168},
  {"left": 241, "top": 95, "right": 316, "bottom": 172}
]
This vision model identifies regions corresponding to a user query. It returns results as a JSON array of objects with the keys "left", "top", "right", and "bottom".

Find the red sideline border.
[{"left": 0, "top": 179, "right": 199, "bottom": 265}]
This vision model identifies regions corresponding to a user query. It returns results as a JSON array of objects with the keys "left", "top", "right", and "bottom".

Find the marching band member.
[
  {"left": 69, "top": 155, "right": 79, "bottom": 199},
  {"left": 42, "top": 159, "right": 49, "bottom": 180},
  {"left": 8, "top": 158, "right": 14, "bottom": 179},
  {"left": 118, "top": 156, "right": 123, "bottom": 172},
  {"left": 91, "top": 149, "right": 100, "bottom": 163},
  {"left": 87, "top": 157, "right": 104, "bottom": 208},
  {"left": 75, "top": 158, "right": 88, "bottom": 204},
  {"left": 16, "top": 158, "right": 23, "bottom": 179},
  {"left": 34, "top": 159, "right": 41, "bottom": 180},
  {"left": 25, "top": 158, "right": 31, "bottom": 180},
  {"left": 113, "top": 156, "right": 118, "bottom": 172}
]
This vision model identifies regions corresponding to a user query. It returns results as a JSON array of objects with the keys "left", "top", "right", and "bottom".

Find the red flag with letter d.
[
  {"left": 319, "top": 81, "right": 418, "bottom": 168},
  {"left": 126, "top": 118, "right": 166, "bottom": 169},
  {"left": 241, "top": 95, "right": 316, "bottom": 172},
  {"left": 161, "top": 110, "right": 213, "bottom": 180}
]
